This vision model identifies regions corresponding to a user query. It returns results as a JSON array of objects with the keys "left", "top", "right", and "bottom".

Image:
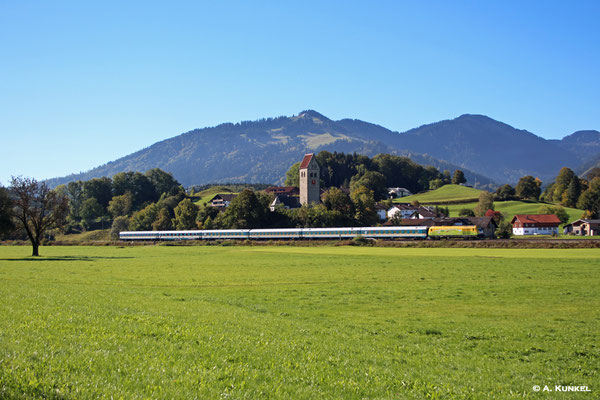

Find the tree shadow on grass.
[{"left": 0, "top": 255, "right": 134, "bottom": 262}]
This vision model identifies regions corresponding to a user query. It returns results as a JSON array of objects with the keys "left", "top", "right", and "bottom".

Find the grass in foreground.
[{"left": 0, "top": 246, "right": 598, "bottom": 399}]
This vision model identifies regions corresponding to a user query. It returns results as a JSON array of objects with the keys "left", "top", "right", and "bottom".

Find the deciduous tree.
[
  {"left": 220, "top": 189, "right": 269, "bottom": 229},
  {"left": 552, "top": 167, "right": 575, "bottom": 203},
  {"left": 538, "top": 205, "right": 569, "bottom": 225},
  {"left": 108, "top": 192, "right": 134, "bottom": 218},
  {"left": 110, "top": 216, "right": 130, "bottom": 240},
  {"left": 577, "top": 177, "right": 600, "bottom": 215},
  {"left": 145, "top": 168, "right": 182, "bottom": 197},
  {"left": 474, "top": 192, "right": 494, "bottom": 217},
  {"left": 452, "top": 170, "right": 466, "bottom": 185},
  {"left": 284, "top": 162, "right": 300, "bottom": 187},
  {"left": 322, "top": 187, "right": 354, "bottom": 215},
  {"left": 153, "top": 208, "right": 174, "bottom": 231},
  {"left": 0, "top": 187, "right": 14, "bottom": 237},
  {"left": 350, "top": 185, "right": 379, "bottom": 226},
  {"left": 495, "top": 184, "right": 515, "bottom": 201},
  {"left": 515, "top": 176, "right": 541, "bottom": 200},
  {"left": 172, "top": 199, "right": 199, "bottom": 230},
  {"left": 83, "top": 177, "right": 113, "bottom": 210},
  {"left": 80, "top": 197, "right": 103, "bottom": 231},
  {"left": 129, "top": 203, "right": 160, "bottom": 231},
  {"left": 458, "top": 208, "right": 475, "bottom": 217},
  {"left": 9, "top": 177, "right": 69, "bottom": 256}
]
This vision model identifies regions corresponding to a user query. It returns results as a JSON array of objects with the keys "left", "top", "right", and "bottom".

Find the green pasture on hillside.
[
  {"left": 191, "top": 186, "right": 237, "bottom": 208},
  {"left": 0, "top": 246, "right": 598, "bottom": 399},
  {"left": 394, "top": 184, "right": 484, "bottom": 204},
  {"left": 446, "top": 200, "right": 584, "bottom": 224}
]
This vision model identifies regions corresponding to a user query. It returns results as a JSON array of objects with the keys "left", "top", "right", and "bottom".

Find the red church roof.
[
  {"left": 299, "top": 153, "right": 315, "bottom": 169},
  {"left": 511, "top": 214, "right": 561, "bottom": 225}
]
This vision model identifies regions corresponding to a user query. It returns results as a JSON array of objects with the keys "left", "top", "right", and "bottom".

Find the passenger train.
[{"left": 119, "top": 225, "right": 482, "bottom": 241}]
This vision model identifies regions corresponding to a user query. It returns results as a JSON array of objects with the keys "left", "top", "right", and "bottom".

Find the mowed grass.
[
  {"left": 446, "top": 200, "right": 584, "bottom": 224},
  {"left": 394, "top": 184, "right": 484, "bottom": 204},
  {"left": 191, "top": 186, "right": 237, "bottom": 208},
  {"left": 0, "top": 246, "right": 598, "bottom": 399}
]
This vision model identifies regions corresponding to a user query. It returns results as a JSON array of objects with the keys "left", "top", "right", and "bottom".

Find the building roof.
[
  {"left": 210, "top": 193, "right": 238, "bottom": 202},
  {"left": 390, "top": 203, "right": 418, "bottom": 211},
  {"left": 430, "top": 217, "right": 474, "bottom": 226},
  {"left": 271, "top": 195, "right": 301, "bottom": 209},
  {"left": 511, "top": 214, "right": 561, "bottom": 225},
  {"left": 265, "top": 186, "right": 299, "bottom": 195},
  {"left": 466, "top": 216, "right": 497, "bottom": 229},
  {"left": 383, "top": 218, "right": 435, "bottom": 227},
  {"left": 415, "top": 207, "right": 437, "bottom": 218},
  {"left": 375, "top": 203, "right": 388, "bottom": 210},
  {"left": 566, "top": 219, "right": 600, "bottom": 227},
  {"left": 299, "top": 153, "right": 315, "bottom": 169}
]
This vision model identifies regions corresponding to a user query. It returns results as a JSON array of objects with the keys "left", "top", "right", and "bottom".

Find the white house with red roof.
[{"left": 510, "top": 214, "right": 561, "bottom": 236}]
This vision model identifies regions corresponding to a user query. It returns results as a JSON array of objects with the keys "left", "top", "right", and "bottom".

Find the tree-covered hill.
[{"left": 46, "top": 110, "right": 600, "bottom": 188}]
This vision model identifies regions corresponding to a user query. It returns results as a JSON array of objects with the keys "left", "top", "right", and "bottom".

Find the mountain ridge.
[{"left": 46, "top": 111, "right": 599, "bottom": 188}]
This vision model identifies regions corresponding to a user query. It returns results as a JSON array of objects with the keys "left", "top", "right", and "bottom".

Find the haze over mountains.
[{"left": 47, "top": 111, "right": 600, "bottom": 188}]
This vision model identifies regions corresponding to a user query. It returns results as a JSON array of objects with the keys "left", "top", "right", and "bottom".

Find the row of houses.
[
  {"left": 510, "top": 215, "right": 600, "bottom": 236},
  {"left": 207, "top": 155, "right": 596, "bottom": 237},
  {"left": 208, "top": 192, "right": 600, "bottom": 237}
]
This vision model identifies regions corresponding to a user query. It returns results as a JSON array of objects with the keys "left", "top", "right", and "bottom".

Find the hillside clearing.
[
  {"left": 446, "top": 200, "right": 583, "bottom": 224},
  {"left": 394, "top": 184, "right": 485, "bottom": 204},
  {"left": 191, "top": 186, "right": 236, "bottom": 208}
]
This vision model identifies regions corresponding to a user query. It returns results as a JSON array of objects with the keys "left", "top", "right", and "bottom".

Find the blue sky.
[{"left": 1, "top": 1, "right": 599, "bottom": 185}]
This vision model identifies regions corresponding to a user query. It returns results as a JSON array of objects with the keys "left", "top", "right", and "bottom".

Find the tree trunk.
[{"left": 31, "top": 240, "right": 39, "bottom": 257}]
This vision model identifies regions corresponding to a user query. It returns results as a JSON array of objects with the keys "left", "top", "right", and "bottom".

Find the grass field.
[
  {"left": 191, "top": 186, "right": 237, "bottom": 208},
  {"left": 54, "top": 229, "right": 110, "bottom": 244},
  {"left": 394, "top": 185, "right": 484, "bottom": 204},
  {"left": 0, "top": 246, "right": 598, "bottom": 399},
  {"left": 446, "top": 200, "right": 584, "bottom": 224}
]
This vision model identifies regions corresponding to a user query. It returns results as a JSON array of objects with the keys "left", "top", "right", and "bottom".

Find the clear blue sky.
[{"left": 1, "top": 1, "right": 599, "bottom": 186}]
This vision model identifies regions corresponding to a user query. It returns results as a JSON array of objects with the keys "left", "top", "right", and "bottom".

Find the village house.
[
  {"left": 269, "top": 195, "right": 301, "bottom": 212},
  {"left": 387, "top": 204, "right": 436, "bottom": 220},
  {"left": 466, "top": 216, "right": 497, "bottom": 239},
  {"left": 375, "top": 203, "right": 388, "bottom": 221},
  {"left": 563, "top": 219, "right": 600, "bottom": 236},
  {"left": 209, "top": 193, "right": 238, "bottom": 209},
  {"left": 387, "top": 187, "right": 412, "bottom": 198},
  {"left": 510, "top": 214, "right": 561, "bottom": 236}
]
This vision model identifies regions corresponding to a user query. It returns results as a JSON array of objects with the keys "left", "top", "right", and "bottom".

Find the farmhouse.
[
  {"left": 269, "top": 195, "right": 301, "bottom": 211},
  {"left": 387, "top": 204, "right": 436, "bottom": 220},
  {"left": 375, "top": 203, "right": 388, "bottom": 220},
  {"left": 510, "top": 214, "right": 561, "bottom": 236},
  {"left": 563, "top": 219, "right": 600, "bottom": 236},
  {"left": 209, "top": 193, "right": 238, "bottom": 209},
  {"left": 466, "top": 216, "right": 497, "bottom": 239},
  {"left": 388, "top": 187, "right": 412, "bottom": 198}
]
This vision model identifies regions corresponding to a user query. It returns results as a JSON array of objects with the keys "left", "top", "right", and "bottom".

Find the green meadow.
[
  {"left": 0, "top": 245, "right": 598, "bottom": 399},
  {"left": 444, "top": 200, "right": 584, "bottom": 224}
]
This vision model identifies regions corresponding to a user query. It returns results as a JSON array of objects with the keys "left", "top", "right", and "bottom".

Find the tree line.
[
  {"left": 2, "top": 156, "right": 600, "bottom": 256},
  {"left": 285, "top": 151, "right": 468, "bottom": 200}
]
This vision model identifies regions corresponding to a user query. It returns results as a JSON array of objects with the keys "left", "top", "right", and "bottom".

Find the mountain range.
[{"left": 47, "top": 110, "right": 600, "bottom": 188}]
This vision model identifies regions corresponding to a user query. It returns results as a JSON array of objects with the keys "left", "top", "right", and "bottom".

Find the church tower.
[{"left": 299, "top": 153, "right": 320, "bottom": 205}]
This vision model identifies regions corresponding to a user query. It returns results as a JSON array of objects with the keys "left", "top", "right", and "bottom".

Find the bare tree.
[{"left": 10, "top": 177, "right": 69, "bottom": 256}]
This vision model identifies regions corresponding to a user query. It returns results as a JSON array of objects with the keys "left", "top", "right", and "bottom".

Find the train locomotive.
[{"left": 119, "top": 225, "right": 482, "bottom": 241}]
